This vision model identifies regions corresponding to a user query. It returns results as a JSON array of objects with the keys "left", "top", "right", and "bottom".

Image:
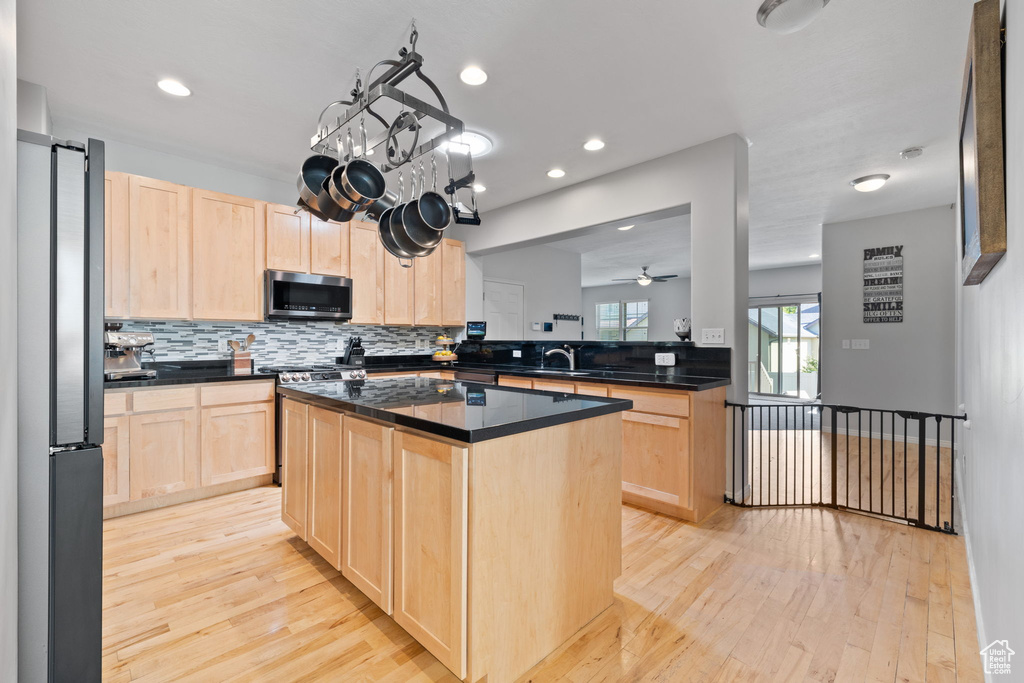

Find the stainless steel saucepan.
[{"left": 296, "top": 154, "right": 338, "bottom": 218}]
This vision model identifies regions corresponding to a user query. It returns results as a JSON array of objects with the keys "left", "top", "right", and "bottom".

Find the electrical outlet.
[
  {"left": 655, "top": 353, "right": 675, "bottom": 366},
  {"left": 701, "top": 328, "right": 725, "bottom": 344},
  {"left": 218, "top": 339, "right": 229, "bottom": 352},
  {"left": 842, "top": 339, "right": 850, "bottom": 349},
  {"left": 852, "top": 339, "right": 870, "bottom": 350},
  {"left": 512, "top": 349, "right": 522, "bottom": 358}
]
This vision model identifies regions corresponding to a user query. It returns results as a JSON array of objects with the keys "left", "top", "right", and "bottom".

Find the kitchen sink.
[{"left": 528, "top": 369, "right": 591, "bottom": 376}]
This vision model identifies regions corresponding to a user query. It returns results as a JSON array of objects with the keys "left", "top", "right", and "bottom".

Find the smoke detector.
[
  {"left": 757, "top": 0, "right": 830, "bottom": 34},
  {"left": 900, "top": 147, "right": 924, "bottom": 160}
]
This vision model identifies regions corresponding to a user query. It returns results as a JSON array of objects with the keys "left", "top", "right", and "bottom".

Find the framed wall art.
[{"left": 959, "top": 0, "right": 1006, "bottom": 285}]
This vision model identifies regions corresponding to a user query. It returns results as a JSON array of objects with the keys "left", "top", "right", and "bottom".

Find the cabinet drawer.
[
  {"left": 200, "top": 381, "right": 275, "bottom": 406},
  {"left": 497, "top": 376, "right": 534, "bottom": 389},
  {"left": 573, "top": 382, "right": 609, "bottom": 397},
  {"left": 531, "top": 378, "right": 577, "bottom": 393},
  {"left": 104, "top": 391, "right": 129, "bottom": 416},
  {"left": 131, "top": 386, "right": 198, "bottom": 413},
  {"left": 609, "top": 387, "right": 689, "bottom": 417}
]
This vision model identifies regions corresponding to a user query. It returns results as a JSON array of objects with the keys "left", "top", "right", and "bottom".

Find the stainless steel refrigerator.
[{"left": 17, "top": 130, "right": 104, "bottom": 682}]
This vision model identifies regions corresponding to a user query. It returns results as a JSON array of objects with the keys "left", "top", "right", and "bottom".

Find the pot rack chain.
[{"left": 309, "top": 22, "right": 468, "bottom": 177}]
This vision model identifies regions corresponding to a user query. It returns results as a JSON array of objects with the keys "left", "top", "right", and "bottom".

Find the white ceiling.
[
  {"left": 17, "top": 0, "right": 974, "bottom": 270},
  {"left": 546, "top": 215, "right": 692, "bottom": 287}
]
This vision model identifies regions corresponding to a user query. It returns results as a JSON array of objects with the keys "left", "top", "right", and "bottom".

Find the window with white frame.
[{"left": 595, "top": 300, "right": 649, "bottom": 341}]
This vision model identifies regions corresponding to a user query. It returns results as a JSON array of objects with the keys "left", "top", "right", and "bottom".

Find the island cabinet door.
[
  {"left": 341, "top": 418, "right": 394, "bottom": 613},
  {"left": 620, "top": 411, "right": 691, "bottom": 511},
  {"left": 392, "top": 432, "right": 468, "bottom": 679},
  {"left": 280, "top": 399, "right": 309, "bottom": 539},
  {"left": 306, "top": 407, "right": 343, "bottom": 569}
]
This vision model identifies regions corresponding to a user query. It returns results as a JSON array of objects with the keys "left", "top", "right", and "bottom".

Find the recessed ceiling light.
[
  {"left": 756, "top": 0, "right": 830, "bottom": 35},
  {"left": 809, "top": 253, "right": 820, "bottom": 258},
  {"left": 157, "top": 79, "right": 191, "bottom": 97},
  {"left": 441, "top": 131, "right": 493, "bottom": 158},
  {"left": 472, "top": 183, "right": 486, "bottom": 193},
  {"left": 459, "top": 66, "right": 488, "bottom": 86},
  {"left": 618, "top": 225, "right": 634, "bottom": 231},
  {"left": 850, "top": 174, "right": 890, "bottom": 192},
  {"left": 547, "top": 168, "right": 565, "bottom": 179},
  {"left": 584, "top": 138, "right": 605, "bottom": 151}
]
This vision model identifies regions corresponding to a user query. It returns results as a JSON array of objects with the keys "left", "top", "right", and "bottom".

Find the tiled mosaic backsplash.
[{"left": 115, "top": 320, "right": 448, "bottom": 366}]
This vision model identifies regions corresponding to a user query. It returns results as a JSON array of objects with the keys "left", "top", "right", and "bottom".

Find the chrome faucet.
[{"left": 544, "top": 344, "right": 576, "bottom": 371}]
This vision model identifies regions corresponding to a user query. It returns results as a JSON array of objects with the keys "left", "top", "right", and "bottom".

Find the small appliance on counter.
[
  {"left": 104, "top": 329, "right": 158, "bottom": 380},
  {"left": 342, "top": 336, "right": 366, "bottom": 366}
]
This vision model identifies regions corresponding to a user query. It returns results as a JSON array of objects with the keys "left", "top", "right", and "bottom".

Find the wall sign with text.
[{"left": 863, "top": 245, "right": 903, "bottom": 323}]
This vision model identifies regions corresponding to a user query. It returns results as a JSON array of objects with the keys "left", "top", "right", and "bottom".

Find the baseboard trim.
[
  {"left": 955, "top": 453, "right": 990, "bottom": 682},
  {"left": 103, "top": 474, "right": 274, "bottom": 519}
]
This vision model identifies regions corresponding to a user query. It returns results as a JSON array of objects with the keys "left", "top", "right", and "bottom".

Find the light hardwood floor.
[{"left": 102, "top": 486, "right": 983, "bottom": 682}]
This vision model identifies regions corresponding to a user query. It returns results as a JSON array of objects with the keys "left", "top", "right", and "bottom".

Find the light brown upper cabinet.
[
  {"left": 104, "top": 172, "right": 130, "bottom": 319},
  {"left": 441, "top": 238, "right": 466, "bottom": 327},
  {"left": 192, "top": 189, "right": 265, "bottom": 321},
  {"left": 128, "top": 175, "right": 192, "bottom": 319},
  {"left": 349, "top": 220, "right": 385, "bottom": 325},
  {"left": 310, "top": 216, "right": 350, "bottom": 276},
  {"left": 384, "top": 254, "right": 415, "bottom": 326},
  {"left": 265, "top": 204, "right": 350, "bottom": 277},
  {"left": 265, "top": 203, "right": 310, "bottom": 274},
  {"left": 414, "top": 245, "right": 442, "bottom": 326}
]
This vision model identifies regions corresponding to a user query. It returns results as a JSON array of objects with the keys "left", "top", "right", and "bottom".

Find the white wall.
[
  {"left": 478, "top": 245, "right": 583, "bottom": 340},
  {"left": 582, "top": 279, "right": 691, "bottom": 341},
  {"left": 749, "top": 264, "right": 822, "bottom": 299},
  {"left": 53, "top": 122, "right": 294, "bottom": 206},
  {"left": 1, "top": 0, "right": 17, "bottom": 678},
  {"left": 957, "top": 0, "right": 1024, "bottom": 658},
  {"left": 463, "top": 135, "right": 748, "bottom": 401},
  {"left": 821, "top": 206, "right": 956, "bottom": 413}
]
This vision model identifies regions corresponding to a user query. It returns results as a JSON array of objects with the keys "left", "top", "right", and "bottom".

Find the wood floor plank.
[{"left": 102, "top": 485, "right": 985, "bottom": 682}]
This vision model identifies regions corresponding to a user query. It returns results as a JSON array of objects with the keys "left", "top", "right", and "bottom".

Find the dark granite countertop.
[
  {"left": 103, "top": 360, "right": 275, "bottom": 389},
  {"left": 360, "top": 357, "right": 730, "bottom": 392},
  {"left": 278, "top": 377, "right": 633, "bottom": 443}
]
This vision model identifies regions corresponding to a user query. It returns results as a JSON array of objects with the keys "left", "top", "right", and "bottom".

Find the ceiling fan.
[{"left": 612, "top": 266, "right": 679, "bottom": 287}]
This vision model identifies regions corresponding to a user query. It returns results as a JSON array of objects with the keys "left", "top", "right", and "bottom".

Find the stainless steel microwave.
[{"left": 265, "top": 270, "right": 353, "bottom": 321}]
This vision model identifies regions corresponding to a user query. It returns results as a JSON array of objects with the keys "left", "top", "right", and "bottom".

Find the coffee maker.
[{"left": 104, "top": 330, "right": 157, "bottom": 380}]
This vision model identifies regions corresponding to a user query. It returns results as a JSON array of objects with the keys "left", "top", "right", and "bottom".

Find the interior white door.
[{"left": 483, "top": 280, "right": 524, "bottom": 340}]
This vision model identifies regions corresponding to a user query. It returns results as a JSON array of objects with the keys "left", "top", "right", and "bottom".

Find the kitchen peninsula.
[{"left": 277, "top": 377, "right": 631, "bottom": 683}]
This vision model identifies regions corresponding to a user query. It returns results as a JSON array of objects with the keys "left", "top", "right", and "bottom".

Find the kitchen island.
[{"left": 276, "top": 377, "right": 632, "bottom": 683}]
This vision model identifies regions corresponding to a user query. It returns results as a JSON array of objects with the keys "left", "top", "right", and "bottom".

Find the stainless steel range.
[{"left": 258, "top": 364, "right": 367, "bottom": 383}]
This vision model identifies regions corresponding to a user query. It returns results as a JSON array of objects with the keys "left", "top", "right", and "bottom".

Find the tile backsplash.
[{"left": 114, "top": 320, "right": 448, "bottom": 366}]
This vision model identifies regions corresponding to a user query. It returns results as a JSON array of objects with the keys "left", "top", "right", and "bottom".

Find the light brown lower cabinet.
[
  {"left": 393, "top": 431, "right": 468, "bottom": 679},
  {"left": 129, "top": 409, "right": 199, "bottom": 499},
  {"left": 280, "top": 398, "right": 309, "bottom": 539},
  {"left": 620, "top": 410, "right": 691, "bottom": 510},
  {"left": 102, "top": 416, "right": 130, "bottom": 506},
  {"left": 341, "top": 417, "right": 394, "bottom": 613},
  {"left": 306, "top": 407, "right": 344, "bottom": 568},
  {"left": 200, "top": 402, "right": 275, "bottom": 486}
]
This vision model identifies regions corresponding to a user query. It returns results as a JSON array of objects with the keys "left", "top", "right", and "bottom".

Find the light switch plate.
[
  {"left": 852, "top": 339, "right": 870, "bottom": 350},
  {"left": 531, "top": 322, "right": 541, "bottom": 331},
  {"left": 655, "top": 353, "right": 675, "bottom": 366},
  {"left": 842, "top": 339, "right": 850, "bottom": 349},
  {"left": 701, "top": 328, "right": 725, "bottom": 344},
  {"left": 217, "top": 339, "right": 229, "bottom": 352},
  {"left": 512, "top": 350, "right": 522, "bottom": 358}
]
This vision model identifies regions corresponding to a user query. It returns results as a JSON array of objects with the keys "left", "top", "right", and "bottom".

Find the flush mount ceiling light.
[
  {"left": 472, "top": 183, "right": 486, "bottom": 193},
  {"left": 441, "top": 131, "right": 493, "bottom": 157},
  {"left": 583, "top": 138, "right": 605, "bottom": 151},
  {"left": 617, "top": 225, "right": 634, "bottom": 231},
  {"left": 850, "top": 174, "right": 890, "bottom": 192},
  {"left": 459, "top": 66, "right": 488, "bottom": 85},
  {"left": 157, "top": 79, "right": 191, "bottom": 96},
  {"left": 547, "top": 168, "right": 565, "bottom": 178},
  {"left": 809, "top": 253, "right": 820, "bottom": 258},
  {"left": 756, "top": 0, "right": 830, "bottom": 34}
]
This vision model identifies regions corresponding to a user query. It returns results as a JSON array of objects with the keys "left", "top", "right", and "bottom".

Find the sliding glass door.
[{"left": 747, "top": 301, "right": 820, "bottom": 398}]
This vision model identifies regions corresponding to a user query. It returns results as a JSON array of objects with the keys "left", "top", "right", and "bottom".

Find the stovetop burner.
[{"left": 258, "top": 363, "right": 366, "bottom": 383}]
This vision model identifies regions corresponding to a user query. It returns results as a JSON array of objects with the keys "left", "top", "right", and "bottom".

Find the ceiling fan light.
[
  {"left": 637, "top": 275, "right": 653, "bottom": 286},
  {"left": 756, "top": 0, "right": 830, "bottom": 35}
]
